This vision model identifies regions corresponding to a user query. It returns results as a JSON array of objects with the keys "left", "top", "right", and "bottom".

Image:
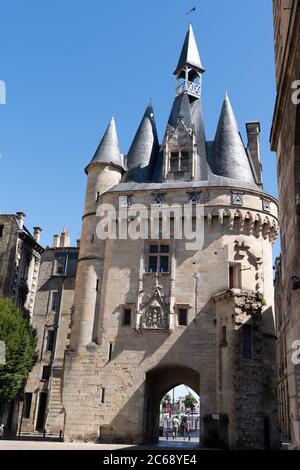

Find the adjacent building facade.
[
  {"left": 0, "top": 212, "right": 43, "bottom": 317},
  {"left": 0, "top": 212, "right": 44, "bottom": 430},
  {"left": 271, "top": 0, "right": 300, "bottom": 450},
  {"left": 19, "top": 229, "right": 79, "bottom": 435},
  {"left": 20, "top": 25, "right": 279, "bottom": 449}
]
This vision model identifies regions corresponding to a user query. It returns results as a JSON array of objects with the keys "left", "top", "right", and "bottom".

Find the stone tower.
[{"left": 59, "top": 25, "right": 279, "bottom": 449}]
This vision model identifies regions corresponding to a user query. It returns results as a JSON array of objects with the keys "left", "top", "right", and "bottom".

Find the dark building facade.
[{"left": 271, "top": 0, "right": 300, "bottom": 449}]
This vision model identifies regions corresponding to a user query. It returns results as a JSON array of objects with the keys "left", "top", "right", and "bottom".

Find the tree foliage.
[
  {"left": 162, "top": 393, "right": 171, "bottom": 407},
  {"left": 183, "top": 393, "right": 197, "bottom": 410},
  {"left": 0, "top": 298, "right": 37, "bottom": 404}
]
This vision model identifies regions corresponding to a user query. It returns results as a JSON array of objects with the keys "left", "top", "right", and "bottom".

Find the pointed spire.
[
  {"left": 124, "top": 104, "right": 160, "bottom": 183},
  {"left": 85, "top": 117, "right": 124, "bottom": 173},
  {"left": 211, "top": 94, "right": 255, "bottom": 183},
  {"left": 174, "top": 24, "right": 205, "bottom": 77}
]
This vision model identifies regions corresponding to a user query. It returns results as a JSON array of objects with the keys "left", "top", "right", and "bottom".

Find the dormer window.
[
  {"left": 170, "top": 152, "right": 180, "bottom": 171},
  {"left": 169, "top": 150, "right": 191, "bottom": 173}
]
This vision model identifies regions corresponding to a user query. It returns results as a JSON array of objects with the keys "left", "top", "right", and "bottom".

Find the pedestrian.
[
  {"left": 186, "top": 418, "right": 191, "bottom": 441},
  {"left": 172, "top": 415, "right": 180, "bottom": 439},
  {"left": 181, "top": 416, "right": 187, "bottom": 439}
]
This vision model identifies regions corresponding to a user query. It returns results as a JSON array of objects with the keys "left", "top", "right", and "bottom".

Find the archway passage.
[{"left": 143, "top": 365, "right": 200, "bottom": 444}]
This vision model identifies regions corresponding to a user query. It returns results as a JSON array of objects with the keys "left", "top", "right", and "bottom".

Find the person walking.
[{"left": 172, "top": 416, "right": 180, "bottom": 439}]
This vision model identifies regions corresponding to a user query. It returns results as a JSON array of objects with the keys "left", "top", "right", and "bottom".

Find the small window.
[
  {"left": 100, "top": 387, "right": 105, "bottom": 404},
  {"left": 0, "top": 225, "right": 4, "bottom": 238},
  {"left": 124, "top": 309, "right": 131, "bottom": 326},
  {"left": 42, "top": 366, "right": 51, "bottom": 381},
  {"left": 21, "top": 258, "right": 30, "bottom": 280},
  {"left": 54, "top": 256, "right": 66, "bottom": 275},
  {"left": 229, "top": 263, "right": 241, "bottom": 289},
  {"left": 96, "top": 192, "right": 100, "bottom": 202},
  {"left": 170, "top": 152, "right": 180, "bottom": 171},
  {"left": 96, "top": 279, "right": 99, "bottom": 291},
  {"left": 108, "top": 342, "right": 113, "bottom": 361},
  {"left": 181, "top": 151, "right": 190, "bottom": 171},
  {"left": 178, "top": 309, "right": 188, "bottom": 326},
  {"left": 221, "top": 326, "right": 227, "bottom": 345},
  {"left": 242, "top": 324, "right": 252, "bottom": 359},
  {"left": 51, "top": 292, "right": 60, "bottom": 313},
  {"left": 23, "top": 393, "right": 32, "bottom": 419},
  {"left": 46, "top": 330, "right": 55, "bottom": 352}
]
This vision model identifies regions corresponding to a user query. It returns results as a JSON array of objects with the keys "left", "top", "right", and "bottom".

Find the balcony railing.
[{"left": 176, "top": 80, "right": 201, "bottom": 97}]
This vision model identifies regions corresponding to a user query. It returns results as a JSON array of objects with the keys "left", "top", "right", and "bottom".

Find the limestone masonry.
[{"left": 20, "top": 25, "right": 279, "bottom": 449}]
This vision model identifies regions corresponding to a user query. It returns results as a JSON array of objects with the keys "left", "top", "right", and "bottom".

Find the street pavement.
[{"left": 0, "top": 437, "right": 200, "bottom": 451}]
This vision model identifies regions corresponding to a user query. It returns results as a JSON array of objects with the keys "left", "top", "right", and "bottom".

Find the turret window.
[{"left": 169, "top": 150, "right": 191, "bottom": 172}]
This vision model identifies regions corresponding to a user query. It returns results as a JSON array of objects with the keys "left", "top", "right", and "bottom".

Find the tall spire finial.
[{"left": 174, "top": 23, "right": 205, "bottom": 78}]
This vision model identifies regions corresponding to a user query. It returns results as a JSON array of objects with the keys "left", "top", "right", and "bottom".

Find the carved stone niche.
[{"left": 139, "top": 288, "right": 169, "bottom": 331}]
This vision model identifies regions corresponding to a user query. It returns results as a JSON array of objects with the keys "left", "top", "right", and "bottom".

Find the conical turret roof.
[
  {"left": 86, "top": 117, "right": 124, "bottom": 173},
  {"left": 211, "top": 94, "right": 255, "bottom": 183},
  {"left": 124, "top": 104, "right": 160, "bottom": 183}
]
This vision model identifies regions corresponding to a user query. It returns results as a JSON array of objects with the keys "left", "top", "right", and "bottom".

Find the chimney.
[
  {"left": 16, "top": 211, "right": 26, "bottom": 230},
  {"left": 60, "top": 227, "right": 70, "bottom": 248},
  {"left": 76, "top": 239, "right": 81, "bottom": 248},
  {"left": 33, "top": 227, "right": 42, "bottom": 243},
  {"left": 53, "top": 234, "right": 60, "bottom": 248},
  {"left": 246, "top": 122, "right": 262, "bottom": 185}
]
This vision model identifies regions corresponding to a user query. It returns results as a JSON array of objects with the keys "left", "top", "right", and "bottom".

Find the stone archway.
[{"left": 143, "top": 364, "right": 200, "bottom": 444}]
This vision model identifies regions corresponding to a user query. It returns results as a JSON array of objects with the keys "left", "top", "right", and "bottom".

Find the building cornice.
[{"left": 270, "top": 1, "right": 300, "bottom": 151}]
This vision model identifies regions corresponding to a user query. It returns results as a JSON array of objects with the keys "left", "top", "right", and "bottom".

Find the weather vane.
[{"left": 186, "top": 6, "right": 196, "bottom": 16}]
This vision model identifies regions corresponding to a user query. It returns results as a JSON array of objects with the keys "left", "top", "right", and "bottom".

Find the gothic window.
[
  {"left": 169, "top": 150, "right": 191, "bottom": 172},
  {"left": 0, "top": 225, "right": 4, "bottom": 238},
  {"left": 147, "top": 244, "right": 170, "bottom": 273},
  {"left": 242, "top": 324, "right": 252, "bottom": 359}
]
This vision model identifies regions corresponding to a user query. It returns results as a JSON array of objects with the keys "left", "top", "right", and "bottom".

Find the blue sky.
[{"left": 0, "top": 0, "right": 279, "bottom": 255}]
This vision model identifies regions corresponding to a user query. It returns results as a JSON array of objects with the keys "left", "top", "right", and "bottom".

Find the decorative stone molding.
[
  {"left": 138, "top": 286, "right": 169, "bottom": 331},
  {"left": 187, "top": 191, "right": 202, "bottom": 204},
  {"left": 231, "top": 191, "right": 244, "bottom": 206},
  {"left": 262, "top": 198, "right": 271, "bottom": 213},
  {"left": 151, "top": 193, "right": 166, "bottom": 205},
  {"left": 119, "top": 195, "right": 132, "bottom": 208},
  {"left": 204, "top": 208, "right": 278, "bottom": 242}
]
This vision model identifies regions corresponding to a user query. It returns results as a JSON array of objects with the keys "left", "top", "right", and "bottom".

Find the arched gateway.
[
  {"left": 23, "top": 25, "right": 279, "bottom": 449},
  {"left": 144, "top": 365, "right": 201, "bottom": 443}
]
